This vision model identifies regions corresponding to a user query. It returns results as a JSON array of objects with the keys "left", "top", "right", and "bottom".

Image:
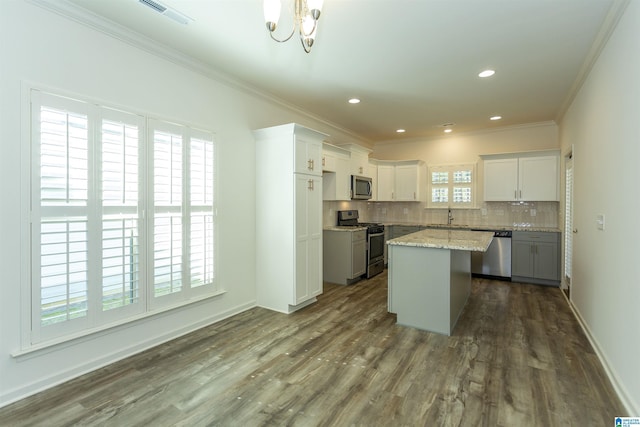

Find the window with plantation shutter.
[
  {"left": 429, "top": 164, "right": 476, "bottom": 208},
  {"left": 564, "top": 156, "right": 573, "bottom": 283},
  {"left": 35, "top": 96, "right": 91, "bottom": 337},
  {"left": 29, "top": 90, "right": 218, "bottom": 346},
  {"left": 189, "top": 136, "right": 215, "bottom": 289},
  {"left": 149, "top": 121, "right": 217, "bottom": 309},
  {"left": 152, "top": 126, "right": 184, "bottom": 298},
  {"left": 100, "top": 113, "right": 143, "bottom": 316}
]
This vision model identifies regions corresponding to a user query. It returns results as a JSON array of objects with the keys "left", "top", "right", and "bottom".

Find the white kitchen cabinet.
[
  {"left": 395, "top": 163, "right": 420, "bottom": 201},
  {"left": 376, "top": 160, "right": 425, "bottom": 202},
  {"left": 295, "top": 174, "right": 323, "bottom": 302},
  {"left": 483, "top": 153, "right": 559, "bottom": 202},
  {"left": 254, "top": 123, "right": 326, "bottom": 313},
  {"left": 294, "top": 135, "right": 322, "bottom": 176},
  {"left": 322, "top": 143, "right": 350, "bottom": 201},
  {"left": 368, "top": 161, "right": 378, "bottom": 201},
  {"left": 377, "top": 164, "right": 395, "bottom": 201},
  {"left": 338, "top": 143, "right": 372, "bottom": 177}
]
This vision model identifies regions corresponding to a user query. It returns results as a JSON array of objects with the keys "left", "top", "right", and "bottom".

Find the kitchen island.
[{"left": 387, "top": 229, "right": 494, "bottom": 335}]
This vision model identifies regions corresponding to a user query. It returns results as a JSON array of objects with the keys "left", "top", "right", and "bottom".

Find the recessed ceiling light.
[
  {"left": 478, "top": 69, "right": 496, "bottom": 78},
  {"left": 444, "top": 128, "right": 453, "bottom": 133},
  {"left": 490, "top": 115, "right": 502, "bottom": 121},
  {"left": 348, "top": 98, "right": 361, "bottom": 104},
  {"left": 396, "top": 129, "right": 406, "bottom": 133}
]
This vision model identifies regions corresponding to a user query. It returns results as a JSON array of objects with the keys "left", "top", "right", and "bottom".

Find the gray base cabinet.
[
  {"left": 323, "top": 229, "right": 366, "bottom": 285},
  {"left": 512, "top": 231, "right": 560, "bottom": 286}
]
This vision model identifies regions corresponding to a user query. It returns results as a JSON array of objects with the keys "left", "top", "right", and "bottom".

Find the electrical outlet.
[
  {"left": 403, "top": 208, "right": 408, "bottom": 214},
  {"left": 596, "top": 214, "right": 605, "bottom": 230},
  {"left": 530, "top": 208, "right": 537, "bottom": 217},
  {"left": 481, "top": 208, "right": 487, "bottom": 216}
]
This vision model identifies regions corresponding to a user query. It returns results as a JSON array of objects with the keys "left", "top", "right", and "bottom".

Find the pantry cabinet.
[
  {"left": 254, "top": 123, "right": 326, "bottom": 313},
  {"left": 376, "top": 160, "right": 425, "bottom": 202},
  {"left": 512, "top": 231, "right": 560, "bottom": 286},
  {"left": 483, "top": 153, "right": 559, "bottom": 202}
]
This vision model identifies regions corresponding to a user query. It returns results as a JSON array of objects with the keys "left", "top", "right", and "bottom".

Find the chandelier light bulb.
[
  {"left": 263, "top": 0, "right": 323, "bottom": 53},
  {"left": 263, "top": 0, "right": 281, "bottom": 31},
  {"left": 307, "top": 0, "right": 324, "bottom": 19}
]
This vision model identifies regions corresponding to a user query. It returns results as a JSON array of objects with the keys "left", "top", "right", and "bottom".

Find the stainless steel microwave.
[{"left": 351, "top": 175, "right": 372, "bottom": 200}]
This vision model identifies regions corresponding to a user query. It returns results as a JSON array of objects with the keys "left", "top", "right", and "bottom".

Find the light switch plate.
[
  {"left": 596, "top": 214, "right": 605, "bottom": 230},
  {"left": 530, "top": 208, "right": 537, "bottom": 217}
]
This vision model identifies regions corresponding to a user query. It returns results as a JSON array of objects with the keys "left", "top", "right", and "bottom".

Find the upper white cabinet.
[
  {"left": 377, "top": 163, "right": 396, "bottom": 201},
  {"left": 338, "top": 143, "right": 372, "bottom": 177},
  {"left": 322, "top": 143, "right": 350, "bottom": 201},
  {"left": 483, "top": 152, "right": 559, "bottom": 202},
  {"left": 294, "top": 135, "right": 322, "bottom": 176},
  {"left": 368, "top": 161, "right": 378, "bottom": 201},
  {"left": 254, "top": 123, "right": 326, "bottom": 314},
  {"left": 376, "top": 160, "right": 426, "bottom": 202}
]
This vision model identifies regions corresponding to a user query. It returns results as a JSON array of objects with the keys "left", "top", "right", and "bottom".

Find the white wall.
[
  {"left": 0, "top": 1, "right": 351, "bottom": 407},
  {"left": 371, "top": 121, "right": 558, "bottom": 163},
  {"left": 363, "top": 123, "right": 560, "bottom": 226},
  {"left": 559, "top": 0, "right": 639, "bottom": 414}
]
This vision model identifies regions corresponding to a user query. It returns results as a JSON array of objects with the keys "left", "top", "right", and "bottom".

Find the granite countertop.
[
  {"left": 384, "top": 222, "right": 561, "bottom": 233},
  {"left": 324, "top": 226, "right": 368, "bottom": 232},
  {"left": 387, "top": 229, "right": 494, "bottom": 252}
]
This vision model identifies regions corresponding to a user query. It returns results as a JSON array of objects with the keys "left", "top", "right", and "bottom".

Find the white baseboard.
[{"left": 562, "top": 291, "right": 638, "bottom": 415}]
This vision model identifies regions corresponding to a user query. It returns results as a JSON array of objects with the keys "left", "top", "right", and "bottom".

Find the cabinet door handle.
[
  {"left": 519, "top": 189, "right": 522, "bottom": 199},
  {"left": 322, "top": 157, "right": 325, "bottom": 166},
  {"left": 515, "top": 190, "right": 517, "bottom": 199},
  {"left": 308, "top": 159, "right": 315, "bottom": 170},
  {"left": 413, "top": 192, "right": 416, "bottom": 200},
  {"left": 308, "top": 179, "right": 314, "bottom": 190}
]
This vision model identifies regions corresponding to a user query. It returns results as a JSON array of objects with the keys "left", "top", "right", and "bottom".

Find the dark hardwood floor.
[{"left": 0, "top": 271, "right": 624, "bottom": 426}]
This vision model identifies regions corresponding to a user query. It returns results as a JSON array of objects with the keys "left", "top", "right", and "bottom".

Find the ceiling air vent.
[{"left": 137, "top": 0, "right": 193, "bottom": 25}]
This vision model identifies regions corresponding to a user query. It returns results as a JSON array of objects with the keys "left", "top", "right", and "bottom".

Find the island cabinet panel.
[
  {"left": 386, "top": 228, "right": 492, "bottom": 336},
  {"left": 511, "top": 231, "right": 560, "bottom": 286},
  {"left": 389, "top": 245, "right": 471, "bottom": 336},
  {"left": 255, "top": 123, "right": 327, "bottom": 313}
]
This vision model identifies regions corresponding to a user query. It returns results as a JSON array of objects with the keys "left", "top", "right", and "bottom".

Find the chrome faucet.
[{"left": 447, "top": 208, "right": 454, "bottom": 225}]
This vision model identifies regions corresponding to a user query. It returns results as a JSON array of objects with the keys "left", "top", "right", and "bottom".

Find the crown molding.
[
  {"left": 556, "top": 0, "right": 631, "bottom": 123},
  {"left": 25, "top": 0, "right": 369, "bottom": 145},
  {"left": 373, "top": 121, "right": 558, "bottom": 147}
]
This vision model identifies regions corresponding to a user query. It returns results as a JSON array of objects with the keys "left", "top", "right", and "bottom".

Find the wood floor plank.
[{"left": 0, "top": 272, "right": 626, "bottom": 426}]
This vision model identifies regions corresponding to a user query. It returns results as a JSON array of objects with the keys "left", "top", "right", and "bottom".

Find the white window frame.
[
  {"left": 24, "top": 88, "right": 219, "bottom": 348},
  {"left": 428, "top": 163, "right": 477, "bottom": 208}
]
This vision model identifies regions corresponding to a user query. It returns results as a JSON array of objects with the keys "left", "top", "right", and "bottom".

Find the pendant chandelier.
[{"left": 263, "top": 0, "right": 324, "bottom": 53}]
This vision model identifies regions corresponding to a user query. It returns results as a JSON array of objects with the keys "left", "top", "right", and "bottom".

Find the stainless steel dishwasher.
[{"left": 471, "top": 230, "right": 512, "bottom": 280}]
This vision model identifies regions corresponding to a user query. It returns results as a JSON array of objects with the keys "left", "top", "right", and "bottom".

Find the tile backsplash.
[{"left": 323, "top": 200, "right": 559, "bottom": 229}]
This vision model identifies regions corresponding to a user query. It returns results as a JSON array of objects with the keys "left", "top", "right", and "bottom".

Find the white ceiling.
[{"left": 58, "top": 0, "right": 618, "bottom": 143}]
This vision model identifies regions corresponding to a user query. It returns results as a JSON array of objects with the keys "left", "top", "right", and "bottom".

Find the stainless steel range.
[{"left": 337, "top": 210, "right": 385, "bottom": 279}]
